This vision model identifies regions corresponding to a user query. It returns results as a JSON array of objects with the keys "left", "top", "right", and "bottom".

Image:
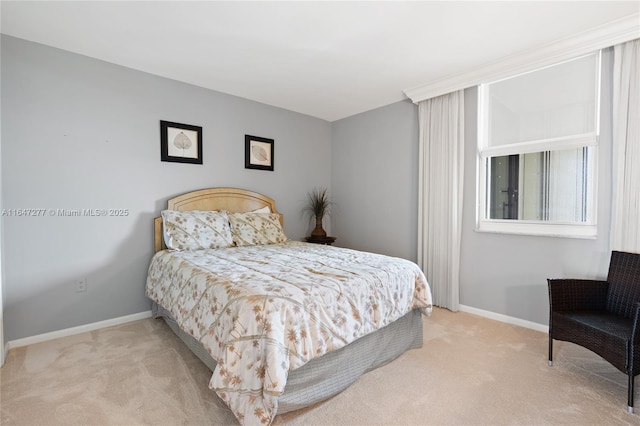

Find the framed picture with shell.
[
  {"left": 245, "top": 135, "right": 274, "bottom": 171},
  {"left": 160, "top": 120, "right": 203, "bottom": 164}
]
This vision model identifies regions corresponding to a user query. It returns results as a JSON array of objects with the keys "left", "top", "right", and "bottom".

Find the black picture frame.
[
  {"left": 160, "top": 120, "right": 203, "bottom": 164},
  {"left": 245, "top": 135, "right": 274, "bottom": 171}
]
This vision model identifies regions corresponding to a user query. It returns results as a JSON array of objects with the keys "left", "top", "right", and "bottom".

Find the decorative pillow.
[
  {"left": 250, "top": 205, "right": 271, "bottom": 214},
  {"left": 161, "top": 210, "right": 234, "bottom": 251},
  {"left": 228, "top": 212, "right": 288, "bottom": 246}
]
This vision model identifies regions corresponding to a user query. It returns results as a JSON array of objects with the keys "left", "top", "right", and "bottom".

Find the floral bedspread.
[{"left": 146, "top": 241, "right": 432, "bottom": 425}]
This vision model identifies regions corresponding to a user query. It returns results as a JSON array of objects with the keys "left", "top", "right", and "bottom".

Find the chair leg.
[
  {"left": 548, "top": 334, "right": 553, "bottom": 367},
  {"left": 629, "top": 373, "right": 634, "bottom": 413}
]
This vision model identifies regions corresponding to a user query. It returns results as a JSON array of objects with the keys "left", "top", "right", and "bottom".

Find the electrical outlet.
[{"left": 75, "top": 278, "right": 87, "bottom": 293}]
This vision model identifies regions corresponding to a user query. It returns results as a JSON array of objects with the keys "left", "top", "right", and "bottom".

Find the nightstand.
[{"left": 304, "top": 236, "right": 336, "bottom": 245}]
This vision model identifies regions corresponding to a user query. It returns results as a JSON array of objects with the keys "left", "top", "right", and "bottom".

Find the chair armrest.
[
  {"left": 632, "top": 302, "right": 640, "bottom": 345},
  {"left": 548, "top": 279, "right": 608, "bottom": 312}
]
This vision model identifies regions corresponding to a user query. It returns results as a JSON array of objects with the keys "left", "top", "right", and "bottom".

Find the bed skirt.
[{"left": 153, "top": 302, "right": 423, "bottom": 414}]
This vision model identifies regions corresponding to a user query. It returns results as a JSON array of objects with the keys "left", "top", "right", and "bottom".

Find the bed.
[{"left": 146, "top": 187, "right": 433, "bottom": 425}]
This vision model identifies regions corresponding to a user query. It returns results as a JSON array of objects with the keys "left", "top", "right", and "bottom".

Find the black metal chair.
[{"left": 548, "top": 251, "right": 640, "bottom": 413}]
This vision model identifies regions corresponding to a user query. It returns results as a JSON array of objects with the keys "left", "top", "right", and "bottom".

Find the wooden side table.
[{"left": 304, "top": 236, "right": 336, "bottom": 245}]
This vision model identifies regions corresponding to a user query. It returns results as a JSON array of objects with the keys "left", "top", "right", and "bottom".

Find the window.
[{"left": 477, "top": 52, "right": 601, "bottom": 238}]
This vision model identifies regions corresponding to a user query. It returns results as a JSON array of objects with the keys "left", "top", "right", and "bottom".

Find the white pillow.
[
  {"left": 228, "top": 212, "right": 287, "bottom": 246},
  {"left": 161, "top": 210, "right": 234, "bottom": 251},
  {"left": 250, "top": 205, "right": 271, "bottom": 214}
]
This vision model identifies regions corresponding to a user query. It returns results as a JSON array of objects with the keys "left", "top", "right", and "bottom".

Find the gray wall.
[
  {"left": 1, "top": 35, "right": 331, "bottom": 341},
  {"left": 331, "top": 100, "right": 419, "bottom": 261},
  {"left": 332, "top": 49, "right": 614, "bottom": 326},
  {"left": 459, "top": 90, "right": 611, "bottom": 324}
]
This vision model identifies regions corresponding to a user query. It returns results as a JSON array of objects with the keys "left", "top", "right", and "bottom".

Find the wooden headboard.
[{"left": 154, "top": 187, "right": 283, "bottom": 253}]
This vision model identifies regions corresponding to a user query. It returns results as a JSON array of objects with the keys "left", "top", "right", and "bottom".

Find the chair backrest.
[{"left": 606, "top": 251, "right": 640, "bottom": 317}]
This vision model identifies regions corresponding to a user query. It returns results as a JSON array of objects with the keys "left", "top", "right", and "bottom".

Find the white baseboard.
[
  {"left": 6, "top": 311, "right": 153, "bottom": 350},
  {"left": 5, "top": 306, "right": 546, "bottom": 352},
  {"left": 2, "top": 341, "right": 7, "bottom": 367},
  {"left": 459, "top": 304, "right": 549, "bottom": 334}
]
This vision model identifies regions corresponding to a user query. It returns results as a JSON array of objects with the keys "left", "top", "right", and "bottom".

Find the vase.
[{"left": 311, "top": 216, "right": 326, "bottom": 237}]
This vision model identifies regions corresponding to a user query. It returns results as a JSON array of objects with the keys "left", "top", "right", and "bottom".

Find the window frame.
[{"left": 476, "top": 52, "right": 601, "bottom": 239}]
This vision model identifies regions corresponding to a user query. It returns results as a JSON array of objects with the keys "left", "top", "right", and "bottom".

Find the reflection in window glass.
[{"left": 487, "top": 148, "right": 592, "bottom": 223}]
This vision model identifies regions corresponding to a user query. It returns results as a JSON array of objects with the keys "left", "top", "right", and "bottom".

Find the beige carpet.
[{"left": 2, "top": 308, "right": 640, "bottom": 425}]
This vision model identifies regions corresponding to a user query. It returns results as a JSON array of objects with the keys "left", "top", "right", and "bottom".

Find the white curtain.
[
  {"left": 611, "top": 39, "right": 640, "bottom": 253},
  {"left": 417, "top": 90, "right": 464, "bottom": 311}
]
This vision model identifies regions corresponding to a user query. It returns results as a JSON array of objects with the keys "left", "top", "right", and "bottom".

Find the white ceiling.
[{"left": 1, "top": 1, "right": 639, "bottom": 122}]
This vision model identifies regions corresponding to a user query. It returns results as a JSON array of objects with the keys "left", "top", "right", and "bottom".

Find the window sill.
[{"left": 476, "top": 220, "right": 597, "bottom": 239}]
